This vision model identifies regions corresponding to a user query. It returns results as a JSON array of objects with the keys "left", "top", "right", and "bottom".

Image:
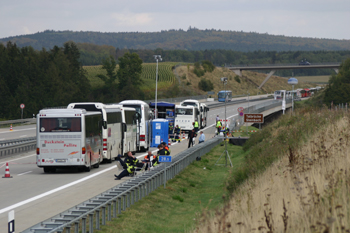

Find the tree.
[
  {"left": 198, "top": 79, "right": 214, "bottom": 92},
  {"left": 117, "top": 53, "right": 143, "bottom": 100},
  {"left": 97, "top": 55, "right": 117, "bottom": 86},
  {"left": 324, "top": 58, "right": 350, "bottom": 105}
]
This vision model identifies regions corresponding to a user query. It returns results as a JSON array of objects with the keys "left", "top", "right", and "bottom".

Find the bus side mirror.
[{"left": 102, "top": 121, "right": 107, "bottom": 129}]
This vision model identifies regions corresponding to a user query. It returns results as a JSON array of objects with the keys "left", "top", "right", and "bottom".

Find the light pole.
[
  {"left": 215, "top": 77, "right": 232, "bottom": 167},
  {"left": 153, "top": 55, "right": 162, "bottom": 118}
]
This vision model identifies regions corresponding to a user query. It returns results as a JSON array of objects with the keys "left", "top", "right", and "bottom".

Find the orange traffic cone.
[
  {"left": 168, "top": 136, "right": 172, "bottom": 146},
  {"left": 10, "top": 124, "right": 13, "bottom": 131},
  {"left": 3, "top": 162, "right": 12, "bottom": 178},
  {"left": 182, "top": 132, "right": 185, "bottom": 139}
]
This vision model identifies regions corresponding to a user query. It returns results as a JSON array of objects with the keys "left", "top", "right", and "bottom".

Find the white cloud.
[{"left": 111, "top": 12, "right": 153, "bottom": 27}]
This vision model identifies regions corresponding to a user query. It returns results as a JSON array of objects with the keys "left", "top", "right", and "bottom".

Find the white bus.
[
  {"left": 180, "top": 100, "right": 209, "bottom": 129},
  {"left": 36, "top": 109, "right": 102, "bottom": 173},
  {"left": 119, "top": 100, "right": 151, "bottom": 152},
  {"left": 67, "top": 102, "right": 137, "bottom": 159},
  {"left": 175, "top": 105, "right": 197, "bottom": 131}
]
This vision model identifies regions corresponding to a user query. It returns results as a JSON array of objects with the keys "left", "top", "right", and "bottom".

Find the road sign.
[
  {"left": 237, "top": 107, "right": 244, "bottom": 113},
  {"left": 20, "top": 103, "right": 25, "bottom": 109},
  {"left": 159, "top": 156, "right": 172, "bottom": 162},
  {"left": 244, "top": 114, "right": 264, "bottom": 123},
  {"left": 239, "top": 112, "right": 244, "bottom": 117}
]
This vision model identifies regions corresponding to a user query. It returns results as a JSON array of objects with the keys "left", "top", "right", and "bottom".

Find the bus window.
[{"left": 40, "top": 118, "right": 81, "bottom": 132}]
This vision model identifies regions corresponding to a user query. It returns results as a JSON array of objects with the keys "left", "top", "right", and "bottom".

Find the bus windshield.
[
  {"left": 40, "top": 118, "right": 81, "bottom": 132},
  {"left": 176, "top": 108, "right": 193, "bottom": 115},
  {"left": 218, "top": 92, "right": 231, "bottom": 98},
  {"left": 181, "top": 102, "right": 197, "bottom": 107},
  {"left": 122, "top": 105, "right": 142, "bottom": 118}
]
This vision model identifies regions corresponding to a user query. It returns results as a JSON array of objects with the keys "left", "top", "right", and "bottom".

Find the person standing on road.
[
  {"left": 198, "top": 131, "right": 205, "bottom": 143},
  {"left": 216, "top": 115, "right": 219, "bottom": 123},
  {"left": 174, "top": 125, "right": 181, "bottom": 143},
  {"left": 194, "top": 119, "right": 199, "bottom": 133},
  {"left": 187, "top": 129, "right": 197, "bottom": 148},
  {"left": 216, "top": 120, "right": 222, "bottom": 135}
]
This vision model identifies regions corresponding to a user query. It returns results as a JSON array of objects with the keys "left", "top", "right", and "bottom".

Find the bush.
[
  {"left": 198, "top": 79, "right": 214, "bottom": 91},
  {"left": 234, "top": 75, "right": 241, "bottom": 83},
  {"left": 202, "top": 60, "right": 215, "bottom": 72},
  {"left": 193, "top": 68, "right": 205, "bottom": 77},
  {"left": 172, "top": 195, "right": 184, "bottom": 202},
  {"left": 181, "top": 74, "right": 186, "bottom": 79},
  {"left": 194, "top": 62, "right": 201, "bottom": 69}
]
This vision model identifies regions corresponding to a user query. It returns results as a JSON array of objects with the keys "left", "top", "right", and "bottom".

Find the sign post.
[
  {"left": 20, "top": 103, "right": 25, "bottom": 119},
  {"left": 159, "top": 156, "right": 172, "bottom": 188}
]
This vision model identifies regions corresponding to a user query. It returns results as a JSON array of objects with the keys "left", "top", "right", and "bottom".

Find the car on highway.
[{"left": 299, "top": 59, "right": 311, "bottom": 65}]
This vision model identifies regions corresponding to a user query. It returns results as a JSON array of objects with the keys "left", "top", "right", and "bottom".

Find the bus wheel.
[
  {"left": 85, "top": 163, "right": 91, "bottom": 172},
  {"left": 93, "top": 160, "right": 100, "bottom": 168},
  {"left": 44, "top": 167, "right": 55, "bottom": 173}
]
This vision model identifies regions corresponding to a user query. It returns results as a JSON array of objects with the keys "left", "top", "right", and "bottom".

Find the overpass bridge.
[{"left": 227, "top": 63, "right": 340, "bottom": 89}]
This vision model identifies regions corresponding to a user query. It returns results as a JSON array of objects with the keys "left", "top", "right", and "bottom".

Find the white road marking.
[
  {"left": 0, "top": 154, "right": 36, "bottom": 164},
  {"left": 0, "top": 138, "right": 5, "bottom": 140},
  {"left": 18, "top": 171, "right": 32, "bottom": 176},
  {"left": 19, "top": 135, "right": 27, "bottom": 138},
  {"left": 0, "top": 165, "right": 117, "bottom": 215}
]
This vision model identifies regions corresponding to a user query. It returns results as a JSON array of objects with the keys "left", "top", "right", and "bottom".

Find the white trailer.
[{"left": 36, "top": 108, "right": 102, "bottom": 173}]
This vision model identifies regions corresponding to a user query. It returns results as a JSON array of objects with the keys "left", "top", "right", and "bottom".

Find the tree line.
[
  {"left": 0, "top": 42, "right": 143, "bottom": 120},
  {"left": 2, "top": 29, "right": 350, "bottom": 52}
]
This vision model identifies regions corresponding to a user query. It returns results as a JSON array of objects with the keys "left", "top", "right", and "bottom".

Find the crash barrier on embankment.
[
  {"left": 0, "top": 137, "right": 36, "bottom": 157},
  {"left": 229, "top": 99, "right": 292, "bottom": 132},
  {"left": 0, "top": 118, "right": 36, "bottom": 126},
  {"left": 21, "top": 137, "right": 222, "bottom": 233}
]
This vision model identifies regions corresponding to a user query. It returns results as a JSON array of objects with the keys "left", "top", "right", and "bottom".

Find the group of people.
[
  {"left": 216, "top": 115, "right": 230, "bottom": 136},
  {"left": 169, "top": 123, "right": 182, "bottom": 143},
  {"left": 114, "top": 142, "right": 171, "bottom": 180}
]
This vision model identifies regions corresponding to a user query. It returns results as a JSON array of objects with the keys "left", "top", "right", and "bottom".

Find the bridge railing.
[{"left": 226, "top": 62, "right": 341, "bottom": 68}]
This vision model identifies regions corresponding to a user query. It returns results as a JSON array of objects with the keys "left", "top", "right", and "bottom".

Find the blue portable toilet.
[{"left": 151, "top": 119, "right": 169, "bottom": 147}]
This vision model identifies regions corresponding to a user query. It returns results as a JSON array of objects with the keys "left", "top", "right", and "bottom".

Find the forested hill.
[{"left": 1, "top": 28, "right": 350, "bottom": 51}]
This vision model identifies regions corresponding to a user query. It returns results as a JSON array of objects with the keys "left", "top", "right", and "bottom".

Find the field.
[
  {"left": 83, "top": 62, "right": 177, "bottom": 90},
  {"left": 295, "top": 75, "right": 331, "bottom": 84}
]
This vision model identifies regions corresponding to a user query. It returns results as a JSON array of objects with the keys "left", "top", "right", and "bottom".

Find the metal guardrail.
[
  {"left": 144, "top": 94, "right": 208, "bottom": 104},
  {"left": 0, "top": 139, "right": 36, "bottom": 157},
  {"left": 0, "top": 118, "right": 36, "bottom": 126},
  {"left": 21, "top": 137, "right": 222, "bottom": 233}
]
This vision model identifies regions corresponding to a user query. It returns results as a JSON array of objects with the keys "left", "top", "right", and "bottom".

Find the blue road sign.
[{"left": 159, "top": 156, "right": 172, "bottom": 162}]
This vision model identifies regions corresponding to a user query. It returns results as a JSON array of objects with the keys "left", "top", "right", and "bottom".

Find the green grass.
[
  {"left": 231, "top": 125, "right": 259, "bottom": 137},
  {"left": 296, "top": 75, "right": 330, "bottom": 84},
  {"left": 97, "top": 143, "right": 245, "bottom": 233},
  {"left": 83, "top": 62, "right": 177, "bottom": 90}
]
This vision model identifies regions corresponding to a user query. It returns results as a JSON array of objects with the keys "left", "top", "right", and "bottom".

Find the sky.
[{"left": 1, "top": 0, "right": 349, "bottom": 40}]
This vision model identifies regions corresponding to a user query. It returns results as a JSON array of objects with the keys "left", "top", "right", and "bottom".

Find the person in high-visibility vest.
[
  {"left": 216, "top": 120, "right": 222, "bottom": 135},
  {"left": 194, "top": 120, "right": 199, "bottom": 133},
  {"left": 114, "top": 151, "right": 141, "bottom": 180},
  {"left": 168, "top": 122, "right": 174, "bottom": 138},
  {"left": 174, "top": 125, "right": 181, "bottom": 143}
]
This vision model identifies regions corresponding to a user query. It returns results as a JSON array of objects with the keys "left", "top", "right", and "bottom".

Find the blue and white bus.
[{"left": 218, "top": 90, "right": 232, "bottom": 102}]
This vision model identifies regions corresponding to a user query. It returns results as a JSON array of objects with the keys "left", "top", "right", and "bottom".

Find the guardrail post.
[
  {"left": 107, "top": 203, "right": 112, "bottom": 221},
  {"left": 102, "top": 206, "right": 106, "bottom": 225},
  {"left": 74, "top": 221, "right": 79, "bottom": 233},
  {"left": 118, "top": 197, "right": 122, "bottom": 215},
  {"left": 113, "top": 200, "right": 117, "bottom": 217},
  {"left": 82, "top": 217, "right": 87, "bottom": 233},
  {"left": 131, "top": 190, "right": 134, "bottom": 205},
  {"left": 89, "top": 213, "right": 94, "bottom": 233},
  {"left": 65, "top": 225, "right": 71, "bottom": 233},
  {"left": 96, "top": 209, "right": 100, "bottom": 230},
  {"left": 123, "top": 195, "right": 126, "bottom": 211}
]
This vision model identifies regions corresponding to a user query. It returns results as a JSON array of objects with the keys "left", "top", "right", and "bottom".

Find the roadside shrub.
[
  {"left": 198, "top": 79, "right": 214, "bottom": 91},
  {"left": 181, "top": 74, "right": 186, "bottom": 79},
  {"left": 202, "top": 60, "right": 215, "bottom": 72},
  {"left": 172, "top": 195, "right": 184, "bottom": 202},
  {"left": 234, "top": 75, "right": 241, "bottom": 83},
  {"left": 193, "top": 68, "right": 205, "bottom": 77}
]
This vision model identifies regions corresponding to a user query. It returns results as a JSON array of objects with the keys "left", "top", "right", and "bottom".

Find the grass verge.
[{"left": 97, "top": 142, "right": 246, "bottom": 233}]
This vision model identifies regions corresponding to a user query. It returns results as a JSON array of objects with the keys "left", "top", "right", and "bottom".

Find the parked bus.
[
  {"left": 36, "top": 109, "right": 102, "bottom": 173},
  {"left": 67, "top": 102, "right": 137, "bottom": 159},
  {"left": 180, "top": 100, "right": 209, "bottom": 129},
  {"left": 119, "top": 100, "right": 151, "bottom": 152},
  {"left": 175, "top": 105, "right": 198, "bottom": 131},
  {"left": 218, "top": 90, "right": 233, "bottom": 102}
]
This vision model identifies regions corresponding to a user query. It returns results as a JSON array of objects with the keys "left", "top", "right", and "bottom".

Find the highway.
[
  {"left": 0, "top": 98, "right": 271, "bottom": 232},
  {"left": 0, "top": 125, "right": 36, "bottom": 141}
]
